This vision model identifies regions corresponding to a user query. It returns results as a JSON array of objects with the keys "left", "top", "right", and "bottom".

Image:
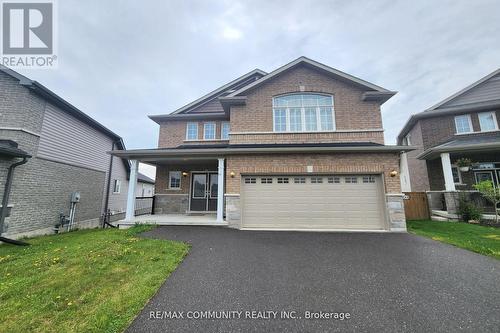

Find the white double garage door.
[{"left": 241, "top": 174, "right": 387, "bottom": 230}]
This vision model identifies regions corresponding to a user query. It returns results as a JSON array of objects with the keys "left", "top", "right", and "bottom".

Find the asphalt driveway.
[{"left": 128, "top": 226, "right": 500, "bottom": 332}]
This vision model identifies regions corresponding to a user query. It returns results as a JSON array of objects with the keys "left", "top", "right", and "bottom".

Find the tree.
[{"left": 473, "top": 180, "right": 500, "bottom": 224}]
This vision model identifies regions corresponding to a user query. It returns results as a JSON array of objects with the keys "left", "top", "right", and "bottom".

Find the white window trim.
[
  {"left": 272, "top": 93, "right": 336, "bottom": 133},
  {"left": 168, "top": 171, "right": 182, "bottom": 190},
  {"left": 454, "top": 114, "right": 473, "bottom": 134},
  {"left": 204, "top": 122, "right": 216, "bottom": 140},
  {"left": 186, "top": 122, "right": 198, "bottom": 140},
  {"left": 450, "top": 166, "right": 463, "bottom": 184},
  {"left": 221, "top": 122, "right": 230, "bottom": 140},
  {"left": 112, "top": 179, "right": 121, "bottom": 194},
  {"left": 478, "top": 111, "right": 499, "bottom": 132}
]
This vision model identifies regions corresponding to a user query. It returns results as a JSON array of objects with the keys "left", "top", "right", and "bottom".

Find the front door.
[{"left": 190, "top": 172, "right": 218, "bottom": 212}]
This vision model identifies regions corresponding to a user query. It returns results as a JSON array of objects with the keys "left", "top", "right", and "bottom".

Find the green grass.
[
  {"left": 0, "top": 226, "right": 189, "bottom": 333},
  {"left": 407, "top": 220, "right": 500, "bottom": 259}
]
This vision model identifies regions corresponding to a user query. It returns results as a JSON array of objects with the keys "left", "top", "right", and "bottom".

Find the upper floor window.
[
  {"left": 454, "top": 114, "right": 472, "bottom": 134},
  {"left": 186, "top": 123, "right": 198, "bottom": 140},
  {"left": 478, "top": 112, "right": 498, "bottom": 132},
  {"left": 272, "top": 93, "right": 335, "bottom": 132},
  {"left": 204, "top": 123, "right": 216, "bottom": 140},
  {"left": 221, "top": 122, "right": 230, "bottom": 140}
]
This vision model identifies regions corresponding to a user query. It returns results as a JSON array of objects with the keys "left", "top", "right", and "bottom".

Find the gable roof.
[
  {"left": 149, "top": 68, "right": 266, "bottom": 123},
  {"left": 397, "top": 68, "right": 500, "bottom": 142},
  {"left": 0, "top": 65, "right": 126, "bottom": 151},
  {"left": 137, "top": 172, "right": 155, "bottom": 184},
  {"left": 425, "top": 68, "right": 500, "bottom": 111},
  {"left": 226, "top": 56, "right": 396, "bottom": 102},
  {"left": 0, "top": 65, "right": 131, "bottom": 173}
]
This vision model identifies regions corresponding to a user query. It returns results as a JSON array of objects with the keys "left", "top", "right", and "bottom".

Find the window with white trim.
[
  {"left": 113, "top": 179, "right": 121, "bottom": 193},
  {"left": 204, "top": 123, "right": 216, "bottom": 140},
  {"left": 454, "top": 115, "right": 472, "bottom": 134},
  {"left": 272, "top": 93, "right": 335, "bottom": 132},
  {"left": 169, "top": 171, "right": 181, "bottom": 189},
  {"left": 478, "top": 112, "right": 498, "bottom": 132},
  {"left": 221, "top": 122, "right": 230, "bottom": 140},
  {"left": 186, "top": 123, "right": 198, "bottom": 140},
  {"left": 451, "top": 167, "right": 462, "bottom": 184}
]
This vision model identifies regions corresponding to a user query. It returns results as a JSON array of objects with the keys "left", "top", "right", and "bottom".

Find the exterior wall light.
[
  {"left": 182, "top": 172, "right": 188, "bottom": 177},
  {"left": 230, "top": 171, "right": 235, "bottom": 178},
  {"left": 390, "top": 170, "right": 398, "bottom": 177}
]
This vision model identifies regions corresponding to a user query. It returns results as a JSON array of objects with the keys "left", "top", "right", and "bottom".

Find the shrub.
[
  {"left": 458, "top": 195, "right": 483, "bottom": 222},
  {"left": 473, "top": 180, "right": 500, "bottom": 224}
]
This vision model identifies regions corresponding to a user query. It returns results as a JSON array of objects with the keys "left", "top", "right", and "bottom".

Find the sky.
[{"left": 16, "top": 0, "right": 500, "bottom": 179}]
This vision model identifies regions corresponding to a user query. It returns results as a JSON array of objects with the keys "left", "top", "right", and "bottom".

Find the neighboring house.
[
  {"left": 0, "top": 66, "right": 132, "bottom": 239},
  {"left": 136, "top": 173, "right": 155, "bottom": 197},
  {"left": 107, "top": 171, "right": 155, "bottom": 220},
  {"left": 113, "top": 57, "right": 411, "bottom": 232},
  {"left": 398, "top": 68, "right": 500, "bottom": 214}
]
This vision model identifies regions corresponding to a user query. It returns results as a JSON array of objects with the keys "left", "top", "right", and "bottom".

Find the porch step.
[
  {"left": 431, "top": 215, "right": 450, "bottom": 222},
  {"left": 431, "top": 210, "right": 497, "bottom": 221},
  {"left": 432, "top": 210, "right": 459, "bottom": 219}
]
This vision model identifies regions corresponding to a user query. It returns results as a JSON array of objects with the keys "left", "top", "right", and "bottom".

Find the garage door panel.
[{"left": 241, "top": 175, "right": 386, "bottom": 230}]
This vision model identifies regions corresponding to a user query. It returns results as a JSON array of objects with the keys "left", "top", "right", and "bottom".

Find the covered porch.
[
  {"left": 110, "top": 148, "right": 228, "bottom": 226},
  {"left": 418, "top": 136, "right": 500, "bottom": 216}
]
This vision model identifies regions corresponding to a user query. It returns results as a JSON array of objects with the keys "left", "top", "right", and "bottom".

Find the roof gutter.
[
  {"left": 148, "top": 112, "right": 228, "bottom": 123},
  {"left": 417, "top": 142, "right": 500, "bottom": 160},
  {"left": 397, "top": 100, "right": 500, "bottom": 142},
  {"left": 3, "top": 75, "right": 125, "bottom": 146},
  {"left": 109, "top": 145, "right": 414, "bottom": 159}
]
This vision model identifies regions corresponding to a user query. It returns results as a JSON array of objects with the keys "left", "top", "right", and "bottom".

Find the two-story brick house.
[
  {"left": 113, "top": 57, "right": 411, "bottom": 232},
  {"left": 398, "top": 68, "right": 500, "bottom": 215}
]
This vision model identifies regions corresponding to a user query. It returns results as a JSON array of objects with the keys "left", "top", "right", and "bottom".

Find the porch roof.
[
  {"left": 0, "top": 140, "right": 31, "bottom": 158},
  {"left": 417, "top": 134, "right": 500, "bottom": 160},
  {"left": 109, "top": 142, "right": 413, "bottom": 164}
]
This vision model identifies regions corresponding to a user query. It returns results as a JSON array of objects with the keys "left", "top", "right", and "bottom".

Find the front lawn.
[
  {"left": 407, "top": 220, "right": 500, "bottom": 259},
  {"left": 0, "top": 226, "right": 189, "bottom": 332}
]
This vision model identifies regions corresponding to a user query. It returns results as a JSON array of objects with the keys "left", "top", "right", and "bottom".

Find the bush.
[{"left": 458, "top": 196, "right": 483, "bottom": 222}]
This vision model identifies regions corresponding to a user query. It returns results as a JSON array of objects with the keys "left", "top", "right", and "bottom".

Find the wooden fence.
[{"left": 403, "top": 192, "right": 430, "bottom": 220}]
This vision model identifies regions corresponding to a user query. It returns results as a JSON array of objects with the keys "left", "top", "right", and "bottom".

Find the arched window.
[{"left": 272, "top": 93, "right": 335, "bottom": 132}]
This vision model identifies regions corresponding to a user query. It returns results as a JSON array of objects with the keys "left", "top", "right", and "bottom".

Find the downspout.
[
  {"left": 0, "top": 157, "right": 30, "bottom": 246},
  {"left": 102, "top": 141, "right": 117, "bottom": 228}
]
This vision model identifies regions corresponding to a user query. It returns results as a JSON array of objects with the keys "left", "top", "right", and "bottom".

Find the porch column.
[
  {"left": 400, "top": 152, "right": 411, "bottom": 192},
  {"left": 217, "top": 158, "right": 225, "bottom": 222},
  {"left": 125, "top": 160, "right": 139, "bottom": 221},
  {"left": 440, "top": 153, "right": 456, "bottom": 191}
]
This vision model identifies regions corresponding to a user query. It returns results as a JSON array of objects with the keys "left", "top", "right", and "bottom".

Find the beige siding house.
[{"left": 113, "top": 57, "right": 412, "bottom": 232}]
